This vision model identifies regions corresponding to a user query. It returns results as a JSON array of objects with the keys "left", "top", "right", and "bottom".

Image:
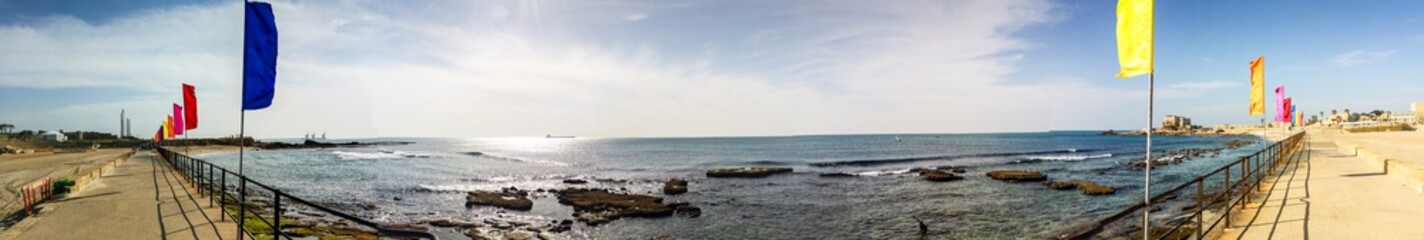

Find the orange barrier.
[{"left": 20, "top": 178, "right": 53, "bottom": 216}]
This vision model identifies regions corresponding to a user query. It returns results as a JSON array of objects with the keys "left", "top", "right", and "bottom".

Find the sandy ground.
[
  {"left": 0, "top": 148, "right": 132, "bottom": 214},
  {"left": 1221, "top": 129, "right": 1424, "bottom": 240}
]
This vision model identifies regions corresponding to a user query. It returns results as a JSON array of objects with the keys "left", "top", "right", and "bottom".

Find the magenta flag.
[
  {"left": 1281, "top": 86, "right": 1292, "bottom": 122},
  {"left": 173, "top": 104, "right": 185, "bottom": 135}
]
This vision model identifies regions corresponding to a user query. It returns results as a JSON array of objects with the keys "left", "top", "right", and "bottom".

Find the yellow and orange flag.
[
  {"left": 164, "top": 116, "right": 175, "bottom": 139},
  {"left": 1249, "top": 56, "right": 1265, "bottom": 116},
  {"left": 1115, "top": 0, "right": 1153, "bottom": 78}
]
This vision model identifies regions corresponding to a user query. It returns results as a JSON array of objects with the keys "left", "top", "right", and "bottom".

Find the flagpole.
[
  {"left": 237, "top": 109, "right": 246, "bottom": 240},
  {"left": 1143, "top": 1, "right": 1156, "bottom": 237},
  {"left": 1143, "top": 72, "right": 1154, "bottom": 240}
]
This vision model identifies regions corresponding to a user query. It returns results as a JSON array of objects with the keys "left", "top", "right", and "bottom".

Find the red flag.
[
  {"left": 183, "top": 84, "right": 198, "bottom": 130},
  {"left": 1280, "top": 98, "right": 1293, "bottom": 123}
]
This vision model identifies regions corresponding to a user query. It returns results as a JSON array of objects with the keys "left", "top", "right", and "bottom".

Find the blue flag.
[{"left": 243, "top": 2, "right": 278, "bottom": 110}]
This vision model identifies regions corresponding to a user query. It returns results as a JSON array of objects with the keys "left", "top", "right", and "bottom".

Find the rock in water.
[
  {"left": 664, "top": 178, "right": 688, "bottom": 195},
  {"left": 1041, "top": 180, "right": 1116, "bottom": 195},
  {"left": 1077, "top": 182, "right": 1116, "bottom": 195},
  {"left": 986, "top": 170, "right": 1048, "bottom": 182},
  {"left": 466, "top": 190, "right": 534, "bottom": 211},
  {"left": 705, "top": 167, "right": 793, "bottom": 178},
  {"left": 918, "top": 170, "right": 964, "bottom": 182},
  {"left": 504, "top": 230, "right": 535, "bottom": 240},
  {"left": 673, "top": 205, "right": 702, "bottom": 218},
  {"left": 1042, "top": 181, "right": 1079, "bottom": 190},
  {"left": 556, "top": 189, "right": 675, "bottom": 225},
  {"left": 562, "top": 179, "right": 588, "bottom": 184}
]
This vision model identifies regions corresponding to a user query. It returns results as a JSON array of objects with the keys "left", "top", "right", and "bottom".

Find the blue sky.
[{"left": 0, "top": 0, "right": 1420, "bottom": 138}]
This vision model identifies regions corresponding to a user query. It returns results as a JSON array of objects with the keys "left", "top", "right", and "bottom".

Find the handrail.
[
  {"left": 153, "top": 146, "right": 436, "bottom": 240},
  {"left": 1061, "top": 132, "right": 1306, "bottom": 240}
]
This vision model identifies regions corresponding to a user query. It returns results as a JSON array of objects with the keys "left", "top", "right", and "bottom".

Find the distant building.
[
  {"left": 1414, "top": 102, "right": 1424, "bottom": 120},
  {"left": 1162, "top": 115, "right": 1192, "bottom": 130},
  {"left": 39, "top": 131, "right": 67, "bottom": 142}
]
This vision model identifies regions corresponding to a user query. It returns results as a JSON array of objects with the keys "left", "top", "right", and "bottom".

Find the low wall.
[
  {"left": 1333, "top": 140, "right": 1424, "bottom": 193},
  {"left": 68, "top": 151, "right": 133, "bottom": 194}
]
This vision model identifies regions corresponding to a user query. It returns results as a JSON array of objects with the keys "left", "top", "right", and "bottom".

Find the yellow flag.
[
  {"left": 1115, "top": 0, "right": 1154, "bottom": 78},
  {"left": 1249, "top": 56, "right": 1265, "bottom": 116}
]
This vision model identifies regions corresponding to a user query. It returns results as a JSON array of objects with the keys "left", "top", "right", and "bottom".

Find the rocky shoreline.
[
  {"left": 222, "top": 140, "right": 1296, "bottom": 240},
  {"left": 157, "top": 138, "right": 413, "bottom": 151},
  {"left": 1101, "top": 128, "right": 1255, "bottom": 137},
  {"left": 258, "top": 139, "right": 414, "bottom": 150},
  {"left": 228, "top": 165, "right": 1131, "bottom": 240},
  {"left": 1124, "top": 139, "right": 1254, "bottom": 169}
]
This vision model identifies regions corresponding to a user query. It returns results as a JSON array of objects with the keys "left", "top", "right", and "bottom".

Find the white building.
[
  {"left": 1414, "top": 102, "right": 1423, "bottom": 119},
  {"left": 39, "top": 131, "right": 67, "bottom": 142}
]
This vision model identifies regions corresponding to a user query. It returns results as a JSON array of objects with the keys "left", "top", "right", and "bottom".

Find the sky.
[{"left": 0, "top": 0, "right": 1420, "bottom": 138}]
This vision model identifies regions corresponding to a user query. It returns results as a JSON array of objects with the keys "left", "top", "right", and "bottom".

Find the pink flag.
[{"left": 173, "top": 104, "right": 185, "bottom": 136}]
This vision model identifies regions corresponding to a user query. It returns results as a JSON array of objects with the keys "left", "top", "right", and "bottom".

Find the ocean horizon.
[{"left": 190, "top": 131, "right": 1264, "bottom": 239}]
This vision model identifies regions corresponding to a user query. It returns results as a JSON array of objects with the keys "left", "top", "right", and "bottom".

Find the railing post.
[
  {"left": 208, "top": 164, "right": 215, "bottom": 207},
  {"left": 191, "top": 157, "right": 197, "bottom": 189},
  {"left": 1196, "top": 180, "right": 1204, "bottom": 239},
  {"left": 1223, "top": 165, "right": 1231, "bottom": 228},
  {"left": 195, "top": 158, "right": 203, "bottom": 195},
  {"left": 221, "top": 172, "right": 227, "bottom": 221},
  {"left": 1242, "top": 160, "right": 1250, "bottom": 204},
  {"left": 1256, "top": 155, "right": 1263, "bottom": 191},
  {"left": 238, "top": 178, "right": 247, "bottom": 240},
  {"left": 274, "top": 194, "right": 282, "bottom": 239}
]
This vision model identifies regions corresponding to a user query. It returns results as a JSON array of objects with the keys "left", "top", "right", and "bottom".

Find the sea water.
[{"left": 195, "top": 131, "right": 1262, "bottom": 239}]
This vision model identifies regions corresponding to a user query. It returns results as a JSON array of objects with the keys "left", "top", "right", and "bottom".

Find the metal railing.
[
  {"left": 1063, "top": 132, "right": 1307, "bottom": 240},
  {"left": 155, "top": 146, "right": 436, "bottom": 240}
]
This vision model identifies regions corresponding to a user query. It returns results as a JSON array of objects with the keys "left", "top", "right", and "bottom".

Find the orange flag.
[{"left": 1249, "top": 56, "right": 1265, "bottom": 116}]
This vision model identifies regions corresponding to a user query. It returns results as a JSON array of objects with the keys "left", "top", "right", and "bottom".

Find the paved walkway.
[
  {"left": 1221, "top": 132, "right": 1424, "bottom": 240},
  {"left": 1, "top": 151, "right": 242, "bottom": 240}
]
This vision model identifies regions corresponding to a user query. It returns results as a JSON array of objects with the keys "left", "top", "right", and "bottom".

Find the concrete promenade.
[
  {"left": 0, "top": 151, "right": 241, "bottom": 240},
  {"left": 1220, "top": 129, "right": 1424, "bottom": 240}
]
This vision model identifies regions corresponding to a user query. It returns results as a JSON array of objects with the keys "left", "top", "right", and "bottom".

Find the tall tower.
[{"left": 120, "top": 110, "right": 126, "bottom": 137}]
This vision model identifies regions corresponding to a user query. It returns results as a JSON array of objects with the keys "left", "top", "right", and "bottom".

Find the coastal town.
[{"left": 1104, "top": 102, "right": 1423, "bottom": 136}]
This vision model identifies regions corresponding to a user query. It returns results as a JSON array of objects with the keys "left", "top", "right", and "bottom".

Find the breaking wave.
[
  {"left": 809, "top": 149, "right": 1100, "bottom": 167},
  {"left": 1021, "top": 153, "right": 1113, "bottom": 161},
  {"left": 462, "top": 151, "right": 572, "bottom": 166},
  {"left": 332, "top": 150, "right": 433, "bottom": 160}
]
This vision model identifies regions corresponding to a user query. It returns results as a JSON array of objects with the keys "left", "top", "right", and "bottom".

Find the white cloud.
[
  {"left": 1332, "top": 49, "right": 1395, "bottom": 66},
  {"left": 623, "top": 13, "right": 648, "bottom": 22},
  {"left": 0, "top": 0, "right": 1149, "bottom": 138},
  {"left": 1166, "top": 80, "right": 1240, "bottom": 90},
  {"left": 1157, "top": 80, "right": 1241, "bottom": 99}
]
